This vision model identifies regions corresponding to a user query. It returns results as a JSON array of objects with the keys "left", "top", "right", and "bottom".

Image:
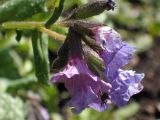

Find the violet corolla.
[
  {"left": 51, "top": 28, "right": 112, "bottom": 114},
  {"left": 93, "top": 26, "right": 144, "bottom": 106}
]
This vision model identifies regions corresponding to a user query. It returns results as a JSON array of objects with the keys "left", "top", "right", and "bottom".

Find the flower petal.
[
  {"left": 110, "top": 69, "right": 144, "bottom": 106},
  {"left": 51, "top": 58, "right": 92, "bottom": 83},
  {"left": 94, "top": 26, "right": 124, "bottom": 52},
  {"left": 101, "top": 43, "right": 135, "bottom": 81}
]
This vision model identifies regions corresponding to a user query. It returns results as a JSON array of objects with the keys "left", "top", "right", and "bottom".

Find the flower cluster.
[{"left": 51, "top": 26, "right": 144, "bottom": 114}]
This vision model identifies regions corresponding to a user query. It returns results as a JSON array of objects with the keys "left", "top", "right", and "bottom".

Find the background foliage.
[{"left": 0, "top": 0, "right": 160, "bottom": 120}]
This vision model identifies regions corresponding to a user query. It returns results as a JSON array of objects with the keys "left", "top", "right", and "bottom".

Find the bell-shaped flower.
[
  {"left": 93, "top": 26, "right": 144, "bottom": 106},
  {"left": 51, "top": 56, "right": 112, "bottom": 113},
  {"left": 51, "top": 28, "right": 112, "bottom": 114}
]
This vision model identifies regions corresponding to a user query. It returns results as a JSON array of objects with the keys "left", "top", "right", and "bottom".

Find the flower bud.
[{"left": 65, "top": 0, "right": 116, "bottom": 20}]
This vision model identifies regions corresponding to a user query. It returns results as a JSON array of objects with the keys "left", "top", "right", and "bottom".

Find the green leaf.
[
  {"left": 45, "top": 0, "right": 65, "bottom": 28},
  {"left": 31, "top": 30, "right": 49, "bottom": 84},
  {"left": 55, "top": 0, "right": 61, "bottom": 7},
  {"left": 0, "top": 93, "right": 27, "bottom": 120},
  {"left": 0, "top": 49, "right": 22, "bottom": 79},
  {"left": 0, "top": 0, "right": 45, "bottom": 23},
  {"left": 0, "top": 30, "right": 14, "bottom": 51},
  {"left": 6, "top": 75, "right": 38, "bottom": 94}
]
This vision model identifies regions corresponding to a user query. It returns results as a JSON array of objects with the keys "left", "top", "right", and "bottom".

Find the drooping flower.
[
  {"left": 110, "top": 69, "right": 144, "bottom": 106},
  {"left": 93, "top": 26, "right": 144, "bottom": 106},
  {"left": 51, "top": 28, "right": 112, "bottom": 113},
  {"left": 93, "top": 26, "right": 136, "bottom": 80},
  {"left": 51, "top": 57, "right": 112, "bottom": 113}
]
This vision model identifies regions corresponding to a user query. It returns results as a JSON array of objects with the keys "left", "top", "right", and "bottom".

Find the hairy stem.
[
  {"left": 39, "top": 27, "right": 65, "bottom": 41},
  {"left": 0, "top": 21, "right": 66, "bottom": 41},
  {"left": 1, "top": 21, "right": 45, "bottom": 29}
]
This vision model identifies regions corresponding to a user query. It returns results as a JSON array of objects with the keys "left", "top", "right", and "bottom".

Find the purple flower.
[
  {"left": 110, "top": 69, "right": 144, "bottom": 106},
  {"left": 93, "top": 26, "right": 144, "bottom": 106},
  {"left": 51, "top": 56, "right": 112, "bottom": 113},
  {"left": 94, "top": 26, "right": 136, "bottom": 80},
  {"left": 100, "top": 45, "right": 136, "bottom": 81}
]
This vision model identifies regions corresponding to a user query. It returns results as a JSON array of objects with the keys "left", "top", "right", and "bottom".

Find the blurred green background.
[{"left": 0, "top": 0, "right": 160, "bottom": 120}]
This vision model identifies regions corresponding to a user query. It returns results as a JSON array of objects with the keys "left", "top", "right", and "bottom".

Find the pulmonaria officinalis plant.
[
  {"left": 50, "top": 0, "right": 144, "bottom": 114},
  {"left": 0, "top": 0, "right": 146, "bottom": 118}
]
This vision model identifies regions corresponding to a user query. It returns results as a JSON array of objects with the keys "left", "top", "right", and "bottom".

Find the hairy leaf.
[
  {"left": 31, "top": 30, "right": 49, "bottom": 84},
  {"left": 0, "top": 50, "right": 22, "bottom": 79},
  {"left": 0, "top": 0, "right": 45, "bottom": 23}
]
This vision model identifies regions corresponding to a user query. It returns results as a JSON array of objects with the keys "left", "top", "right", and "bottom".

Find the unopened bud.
[{"left": 65, "top": 0, "right": 116, "bottom": 20}]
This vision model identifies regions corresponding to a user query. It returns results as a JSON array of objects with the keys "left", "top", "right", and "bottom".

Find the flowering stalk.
[{"left": 47, "top": 0, "right": 145, "bottom": 114}]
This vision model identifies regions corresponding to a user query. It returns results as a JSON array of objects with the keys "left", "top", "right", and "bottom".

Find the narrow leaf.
[
  {"left": 45, "top": 0, "right": 65, "bottom": 28},
  {"left": 31, "top": 30, "right": 49, "bottom": 84}
]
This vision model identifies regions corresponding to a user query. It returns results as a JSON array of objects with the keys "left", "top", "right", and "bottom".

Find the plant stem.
[
  {"left": 0, "top": 21, "right": 66, "bottom": 41},
  {"left": 39, "top": 27, "right": 65, "bottom": 41},
  {"left": 0, "top": 21, "right": 67, "bottom": 29},
  {"left": 1, "top": 21, "right": 45, "bottom": 29}
]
